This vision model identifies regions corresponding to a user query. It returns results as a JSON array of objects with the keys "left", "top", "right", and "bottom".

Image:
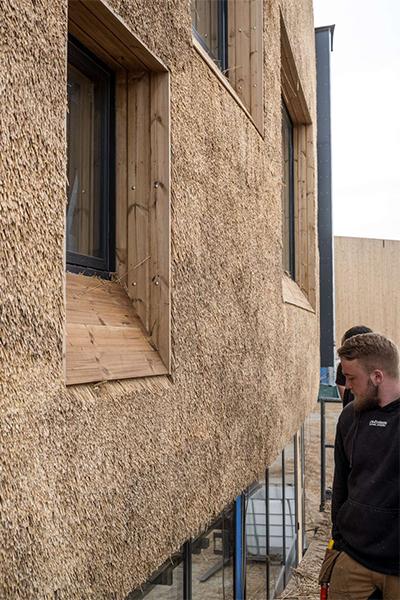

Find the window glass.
[
  {"left": 267, "top": 439, "right": 300, "bottom": 599},
  {"left": 191, "top": 506, "right": 234, "bottom": 599},
  {"left": 300, "top": 426, "right": 307, "bottom": 553},
  {"left": 67, "top": 39, "right": 113, "bottom": 273},
  {"left": 127, "top": 553, "right": 184, "bottom": 599},
  {"left": 268, "top": 452, "right": 285, "bottom": 599},
  {"left": 282, "top": 101, "right": 294, "bottom": 277},
  {"left": 245, "top": 480, "right": 267, "bottom": 599},
  {"left": 284, "top": 439, "right": 297, "bottom": 572},
  {"left": 191, "top": 0, "right": 227, "bottom": 70}
]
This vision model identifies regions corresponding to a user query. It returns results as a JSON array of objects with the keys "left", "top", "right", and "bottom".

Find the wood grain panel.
[
  {"left": 235, "top": 0, "right": 251, "bottom": 109},
  {"left": 69, "top": 0, "right": 168, "bottom": 72},
  {"left": 127, "top": 73, "right": 151, "bottom": 332},
  {"left": 335, "top": 237, "right": 400, "bottom": 349},
  {"left": 226, "top": 0, "right": 263, "bottom": 132},
  {"left": 115, "top": 69, "right": 128, "bottom": 284},
  {"left": 250, "top": 0, "right": 263, "bottom": 130},
  {"left": 66, "top": 273, "right": 167, "bottom": 385},
  {"left": 282, "top": 274, "right": 314, "bottom": 313},
  {"left": 150, "top": 72, "right": 171, "bottom": 371}
]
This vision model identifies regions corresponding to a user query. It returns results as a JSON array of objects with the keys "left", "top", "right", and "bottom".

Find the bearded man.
[{"left": 325, "top": 333, "right": 400, "bottom": 600}]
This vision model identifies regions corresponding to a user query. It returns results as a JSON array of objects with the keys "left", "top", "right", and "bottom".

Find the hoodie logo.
[{"left": 369, "top": 419, "right": 387, "bottom": 427}]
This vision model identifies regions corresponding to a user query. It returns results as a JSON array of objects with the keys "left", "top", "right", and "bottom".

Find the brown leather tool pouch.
[{"left": 318, "top": 549, "right": 341, "bottom": 585}]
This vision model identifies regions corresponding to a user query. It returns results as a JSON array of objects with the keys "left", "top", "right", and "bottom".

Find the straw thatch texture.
[{"left": 0, "top": 0, "right": 318, "bottom": 597}]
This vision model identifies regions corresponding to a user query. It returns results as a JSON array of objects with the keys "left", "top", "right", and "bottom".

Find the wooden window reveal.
[
  {"left": 280, "top": 14, "right": 316, "bottom": 309},
  {"left": 227, "top": 0, "right": 263, "bottom": 130},
  {"left": 192, "top": 0, "right": 263, "bottom": 133},
  {"left": 67, "top": 0, "right": 171, "bottom": 385},
  {"left": 66, "top": 273, "right": 167, "bottom": 384}
]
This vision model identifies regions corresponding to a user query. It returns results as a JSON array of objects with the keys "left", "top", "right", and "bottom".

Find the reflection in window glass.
[
  {"left": 191, "top": 0, "right": 227, "bottom": 70},
  {"left": 300, "top": 426, "right": 307, "bottom": 553},
  {"left": 284, "top": 439, "right": 297, "bottom": 573},
  {"left": 127, "top": 553, "right": 184, "bottom": 600},
  {"left": 67, "top": 39, "right": 112, "bottom": 273},
  {"left": 67, "top": 63, "right": 102, "bottom": 258},
  {"left": 191, "top": 507, "right": 234, "bottom": 600},
  {"left": 245, "top": 481, "right": 267, "bottom": 600},
  {"left": 268, "top": 452, "right": 285, "bottom": 599}
]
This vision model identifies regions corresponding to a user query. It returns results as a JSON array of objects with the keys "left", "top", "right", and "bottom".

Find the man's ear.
[{"left": 370, "top": 369, "right": 384, "bottom": 385}]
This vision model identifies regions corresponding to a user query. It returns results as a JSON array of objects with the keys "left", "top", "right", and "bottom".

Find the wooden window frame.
[
  {"left": 281, "top": 14, "right": 316, "bottom": 310},
  {"left": 192, "top": 0, "right": 263, "bottom": 134},
  {"left": 66, "top": 0, "right": 171, "bottom": 384}
]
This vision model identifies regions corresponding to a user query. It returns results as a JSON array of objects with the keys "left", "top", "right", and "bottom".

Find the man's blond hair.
[{"left": 338, "top": 333, "right": 399, "bottom": 379}]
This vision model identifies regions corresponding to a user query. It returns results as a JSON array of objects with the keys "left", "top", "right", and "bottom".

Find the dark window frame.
[
  {"left": 125, "top": 548, "right": 185, "bottom": 599},
  {"left": 66, "top": 36, "right": 115, "bottom": 278},
  {"left": 265, "top": 437, "right": 301, "bottom": 600},
  {"left": 125, "top": 433, "right": 306, "bottom": 600},
  {"left": 127, "top": 505, "right": 237, "bottom": 600},
  {"left": 192, "top": 0, "right": 228, "bottom": 72},
  {"left": 282, "top": 100, "right": 295, "bottom": 279}
]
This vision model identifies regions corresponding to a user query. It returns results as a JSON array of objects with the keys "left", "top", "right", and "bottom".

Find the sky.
[{"left": 313, "top": 0, "right": 400, "bottom": 241}]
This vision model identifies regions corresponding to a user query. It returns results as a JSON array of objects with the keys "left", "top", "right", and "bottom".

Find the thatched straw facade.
[{"left": 0, "top": 0, "right": 319, "bottom": 597}]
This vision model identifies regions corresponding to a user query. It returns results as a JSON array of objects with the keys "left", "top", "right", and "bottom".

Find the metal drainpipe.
[{"left": 315, "top": 25, "right": 335, "bottom": 383}]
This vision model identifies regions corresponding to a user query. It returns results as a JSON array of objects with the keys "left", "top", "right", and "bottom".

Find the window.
[
  {"left": 245, "top": 479, "right": 267, "bottom": 599},
  {"left": 67, "top": 38, "right": 114, "bottom": 277},
  {"left": 245, "top": 434, "right": 304, "bottom": 600},
  {"left": 126, "top": 550, "right": 184, "bottom": 599},
  {"left": 191, "top": 508, "right": 235, "bottom": 599},
  {"left": 281, "top": 101, "right": 295, "bottom": 279},
  {"left": 191, "top": 0, "right": 263, "bottom": 132},
  {"left": 280, "top": 14, "right": 316, "bottom": 309},
  {"left": 191, "top": 0, "right": 227, "bottom": 71},
  {"left": 66, "top": 0, "right": 171, "bottom": 386},
  {"left": 267, "top": 452, "right": 285, "bottom": 598},
  {"left": 128, "top": 505, "right": 235, "bottom": 600},
  {"left": 127, "top": 434, "right": 305, "bottom": 600},
  {"left": 283, "top": 440, "right": 297, "bottom": 577}
]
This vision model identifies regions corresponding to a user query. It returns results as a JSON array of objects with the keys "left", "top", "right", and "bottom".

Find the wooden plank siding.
[
  {"left": 305, "top": 124, "right": 317, "bottom": 307},
  {"left": 234, "top": 0, "right": 251, "bottom": 110},
  {"left": 226, "top": 0, "right": 263, "bottom": 132},
  {"left": 66, "top": 273, "right": 167, "bottom": 385},
  {"left": 127, "top": 72, "right": 151, "bottom": 333},
  {"left": 69, "top": 0, "right": 168, "bottom": 72},
  {"left": 149, "top": 72, "right": 171, "bottom": 371},
  {"left": 335, "top": 237, "right": 400, "bottom": 349},
  {"left": 115, "top": 69, "right": 128, "bottom": 285},
  {"left": 249, "top": 0, "right": 263, "bottom": 129}
]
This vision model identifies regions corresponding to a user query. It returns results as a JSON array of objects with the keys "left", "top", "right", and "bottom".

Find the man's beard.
[{"left": 353, "top": 380, "right": 380, "bottom": 412}]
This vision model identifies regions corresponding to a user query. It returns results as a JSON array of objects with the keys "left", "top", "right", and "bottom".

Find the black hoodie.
[{"left": 332, "top": 398, "right": 400, "bottom": 575}]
